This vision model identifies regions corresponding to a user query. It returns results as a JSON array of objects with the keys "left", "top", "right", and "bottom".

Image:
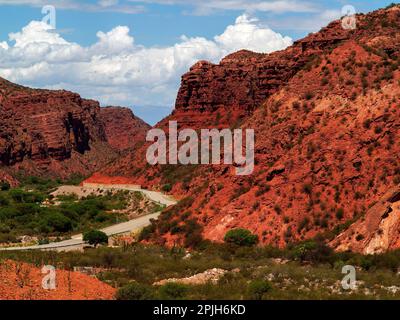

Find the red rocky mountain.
[
  {"left": 0, "top": 77, "right": 148, "bottom": 184},
  {"left": 88, "top": 5, "right": 400, "bottom": 251},
  {"left": 100, "top": 106, "right": 150, "bottom": 151}
]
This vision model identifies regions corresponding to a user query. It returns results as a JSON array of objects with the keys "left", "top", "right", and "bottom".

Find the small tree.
[
  {"left": 116, "top": 282, "right": 156, "bottom": 300},
  {"left": 0, "top": 181, "right": 10, "bottom": 191},
  {"left": 224, "top": 228, "right": 259, "bottom": 246},
  {"left": 161, "top": 184, "right": 172, "bottom": 192},
  {"left": 159, "top": 282, "right": 188, "bottom": 300},
  {"left": 247, "top": 280, "right": 272, "bottom": 300},
  {"left": 83, "top": 230, "right": 108, "bottom": 247}
]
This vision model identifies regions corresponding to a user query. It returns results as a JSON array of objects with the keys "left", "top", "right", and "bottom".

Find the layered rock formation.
[
  {"left": 88, "top": 6, "right": 400, "bottom": 250},
  {"left": 0, "top": 78, "right": 148, "bottom": 183},
  {"left": 170, "top": 23, "right": 349, "bottom": 129}
]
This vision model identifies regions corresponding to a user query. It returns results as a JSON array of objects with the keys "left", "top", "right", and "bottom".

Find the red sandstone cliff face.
[
  {"left": 170, "top": 24, "right": 348, "bottom": 129},
  {"left": 88, "top": 6, "right": 400, "bottom": 251},
  {"left": 100, "top": 106, "right": 150, "bottom": 151},
  {"left": 0, "top": 78, "right": 148, "bottom": 184},
  {"left": 90, "top": 15, "right": 351, "bottom": 184}
]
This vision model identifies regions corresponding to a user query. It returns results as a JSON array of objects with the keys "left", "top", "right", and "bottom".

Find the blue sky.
[{"left": 0, "top": 0, "right": 396, "bottom": 124}]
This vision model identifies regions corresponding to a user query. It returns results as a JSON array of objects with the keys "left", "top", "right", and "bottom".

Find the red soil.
[
  {"left": 0, "top": 260, "right": 115, "bottom": 300},
  {"left": 83, "top": 173, "right": 139, "bottom": 185}
]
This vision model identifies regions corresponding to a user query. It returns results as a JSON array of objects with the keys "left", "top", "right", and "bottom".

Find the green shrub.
[
  {"left": 224, "top": 228, "right": 259, "bottom": 247},
  {"left": 116, "top": 282, "right": 156, "bottom": 300},
  {"left": 159, "top": 282, "right": 188, "bottom": 300},
  {"left": 45, "top": 212, "right": 73, "bottom": 232},
  {"left": 83, "top": 230, "right": 109, "bottom": 246},
  {"left": 274, "top": 205, "right": 282, "bottom": 215},
  {"left": 304, "top": 92, "right": 314, "bottom": 100},
  {"left": 289, "top": 240, "right": 334, "bottom": 264},
  {"left": 292, "top": 101, "right": 301, "bottom": 109},
  {"left": 363, "top": 119, "right": 372, "bottom": 129},
  {"left": 247, "top": 280, "right": 272, "bottom": 300},
  {"left": 0, "top": 194, "right": 9, "bottom": 206},
  {"left": 139, "top": 224, "right": 156, "bottom": 241},
  {"left": 0, "top": 181, "right": 10, "bottom": 191},
  {"left": 336, "top": 208, "right": 344, "bottom": 220},
  {"left": 8, "top": 189, "right": 45, "bottom": 203},
  {"left": 374, "top": 126, "right": 383, "bottom": 134},
  {"left": 298, "top": 217, "right": 310, "bottom": 232},
  {"left": 183, "top": 219, "right": 203, "bottom": 248},
  {"left": 161, "top": 184, "right": 172, "bottom": 193},
  {"left": 302, "top": 184, "right": 312, "bottom": 195}
]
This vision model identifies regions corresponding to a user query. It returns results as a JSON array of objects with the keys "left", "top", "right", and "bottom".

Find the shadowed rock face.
[
  {"left": 0, "top": 78, "right": 148, "bottom": 183},
  {"left": 0, "top": 82, "right": 101, "bottom": 165},
  {"left": 89, "top": 6, "right": 400, "bottom": 250}
]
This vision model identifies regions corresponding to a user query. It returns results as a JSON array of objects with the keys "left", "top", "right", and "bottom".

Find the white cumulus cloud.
[{"left": 0, "top": 14, "right": 292, "bottom": 109}]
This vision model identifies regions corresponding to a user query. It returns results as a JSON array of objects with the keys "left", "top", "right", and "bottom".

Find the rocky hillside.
[
  {"left": 88, "top": 5, "right": 400, "bottom": 251},
  {"left": 0, "top": 78, "right": 148, "bottom": 184},
  {"left": 100, "top": 106, "right": 150, "bottom": 151},
  {"left": 0, "top": 260, "right": 115, "bottom": 300}
]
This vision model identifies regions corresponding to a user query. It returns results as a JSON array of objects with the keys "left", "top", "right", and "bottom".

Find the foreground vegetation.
[
  {"left": 2, "top": 242, "right": 400, "bottom": 300},
  {"left": 1, "top": 177, "right": 400, "bottom": 300},
  {"left": 0, "top": 176, "right": 152, "bottom": 244}
]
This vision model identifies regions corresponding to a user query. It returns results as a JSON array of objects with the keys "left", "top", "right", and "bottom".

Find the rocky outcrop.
[
  {"left": 0, "top": 84, "right": 102, "bottom": 165},
  {"left": 330, "top": 188, "right": 400, "bottom": 254},
  {"left": 100, "top": 106, "right": 150, "bottom": 151},
  {"left": 153, "top": 268, "right": 229, "bottom": 286},
  {"left": 171, "top": 21, "right": 350, "bottom": 129}
]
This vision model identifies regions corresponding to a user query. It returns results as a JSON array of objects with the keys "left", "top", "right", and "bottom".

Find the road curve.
[{"left": 0, "top": 186, "right": 176, "bottom": 252}]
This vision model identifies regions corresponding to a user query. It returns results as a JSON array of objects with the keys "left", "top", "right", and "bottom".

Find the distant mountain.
[
  {"left": 0, "top": 78, "right": 149, "bottom": 184},
  {"left": 87, "top": 5, "right": 400, "bottom": 252},
  {"left": 100, "top": 106, "right": 150, "bottom": 151}
]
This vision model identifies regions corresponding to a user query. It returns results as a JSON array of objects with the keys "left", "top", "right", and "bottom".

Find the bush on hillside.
[
  {"left": 159, "top": 282, "right": 188, "bottom": 300},
  {"left": 116, "top": 282, "right": 156, "bottom": 300},
  {"left": 224, "top": 228, "right": 259, "bottom": 247},
  {"left": 247, "top": 280, "right": 272, "bottom": 300},
  {"left": 0, "top": 181, "right": 10, "bottom": 191},
  {"left": 161, "top": 184, "right": 172, "bottom": 193}
]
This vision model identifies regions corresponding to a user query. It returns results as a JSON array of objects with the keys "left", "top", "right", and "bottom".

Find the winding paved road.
[{"left": 0, "top": 185, "right": 176, "bottom": 252}]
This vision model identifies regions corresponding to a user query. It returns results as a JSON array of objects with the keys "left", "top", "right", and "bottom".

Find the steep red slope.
[
  {"left": 0, "top": 260, "right": 115, "bottom": 300},
  {"left": 100, "top": 106, "right": 150, "bottom": 151},
  {"left": 88, "top": 6, "right": 400, "bottom": 249}
]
